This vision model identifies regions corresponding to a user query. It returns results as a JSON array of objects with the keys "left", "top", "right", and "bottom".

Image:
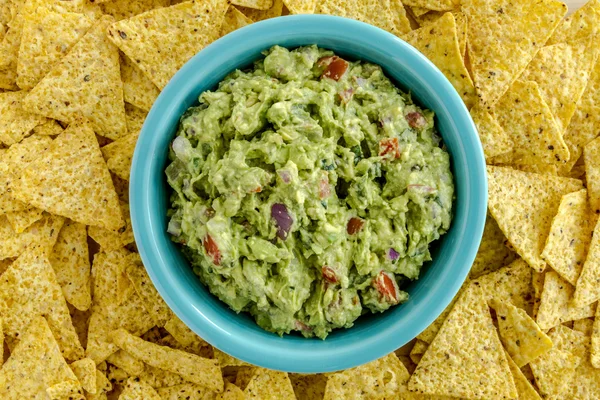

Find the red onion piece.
[{"left": 271, "top": 203, "right": 293, "bottom": 240}]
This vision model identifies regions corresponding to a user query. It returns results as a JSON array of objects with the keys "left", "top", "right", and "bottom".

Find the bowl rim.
[{"left": 130, "top": 14, "right": 487, "bottom": 373}]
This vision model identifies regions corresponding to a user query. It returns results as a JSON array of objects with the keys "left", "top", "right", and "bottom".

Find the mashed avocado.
[{"left": 166, "top": 45, "right": 454, "bottom": 339}]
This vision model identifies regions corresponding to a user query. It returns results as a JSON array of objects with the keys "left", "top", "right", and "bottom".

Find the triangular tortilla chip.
[
  {"left": 407, "top": 285, "right": 517, "bottom": 399},
  {"left": 11, "top": 118, "right": 124, "bottom": 230},
  {"left": 530, "top": 345, "right": 580, "bottom": 398},
  {"left": 403, "top": 13, "right": 476, "bottom": 108},
  {"left": 244, "top": 369, "right": 297, "bottom": 400},
  {"left": 17, "top": 7, "right": 93, "bottom": 90},
  {"left": 120, "top": 53, "right": 160, "bottom": 112},
  {"left": 88, "top": 202, "right": 134, "bottom": 251},
  {"left": 232, "top": 0, "right": 273, "bottom": 10},
  {"left": 120, "top": 377, "right": 161, "bottom": 400},
  {"left": 49, "top": 219, "right": 92, "bottom": 311},
  {"left": 5, "top": 207, "right": 44, "bottom": 233},
  {"left": 46, "top": 379, "right": 85, "bottom": 399},
  {"left": 487, "top": 166, "right": 583, "bottom": 272},
  {"left": 125, "top": 254, "right": 170, "bottom": 327},
  {"left": 101, "top": 132, "right": 138, "bottom": 181},
  {"left": 282, "top": 0, "right": 316, "bottom": 14},
  {"left": 414, "top": 10, "right": 467, "bottom": 58},
  {"left": 70, "top": 358, "right": 96, "bottom": 394},
  {"left": 506, "top": 354, "right": 542, "bottom": 400},
  {"left": 106, "top": 350, "right": 145, "bottom": 376},
  {"left": 541, "top": 189, "right": 592, "bottom": 285},
  {"left": 469, "top": 214, "right": 517, "bottom": 279},
  {"left": 99, "top": 0, "right": 170, "bottom": 21},
  {"left": 239, "top": 0, "right": 283, "bottom": 21},
  {"left": 106, "top": 0, "right": 229, "bottom": 89},
  {"left": 109, "top": 328, "right": 223, "bottom": 390},
  {"left": 470, "top": 106, "right": 513, "bottom": 161},
  {"left": 490, "top": 299, "right": 552, "bottom": 367},
  {"left": 520, "top": 37, "right": 595, "bottom": 133},
  {"left": 317, "top": 0, "right": 405, "bottom": 36},
  {"left": 0, "top": 133, "right": 53, "bottom": 192},
  {"left": 32, "top": 119, "right": 63, "bottom": 136},
  {"left": 139, "top": 364, "right": 188, "bottom": 388},
  {"left": 548, "top": 0, "right": 600, "bottom": 45},
  {"left": 213, "top": 348, "right": 250, "bottom": 368},
  {"left": 574, "top": 216, "right": 600, "bottom": 307},
  {"left": 221, "top": 5, "right": 253, "bottom": 36},
  {"left": 0, "top": 245, "right": 84, "bottom": 360},
  {"left": 0, "top": 91, "right": 48, "bottom": 146},
  {"left": 462, "top": 0, "right": 566, "bottom": 107},
  {"left": 91, "top": 248, "right": 134, "bottom": 309},
  {"left": 0, "top": 316, "right": 82, "bottom": 399},
  {"left": 22, "top": 16, "right": 127, "bottom": 140},
  {"left": 585, "top": 137, "right": 600, "bottom": 214},
  {"left": 0, "top": 212, "right": 64, "bottom": 260},
  {"left": 493, "top": 79, "right": 569, "bottom": 166},
  {"left": 537, "top": 271, "right": 596, "bottom": 330}
]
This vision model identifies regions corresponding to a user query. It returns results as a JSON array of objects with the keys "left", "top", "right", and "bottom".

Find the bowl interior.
[{"left": 130, "top": 15, "right": 487, "bottom": 373}]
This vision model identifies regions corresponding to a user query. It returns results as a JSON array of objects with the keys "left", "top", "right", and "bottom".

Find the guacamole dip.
[{"left": 166, "top": 45, "right": 454, "bottom": 339}]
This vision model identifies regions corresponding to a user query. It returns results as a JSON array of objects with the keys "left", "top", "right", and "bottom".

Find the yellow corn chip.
[
  {"left": 408, "top": 285, "right": 517, "bottom": 399},
  {"left": 120, "top": 53, "right": 160, "bottom": 112},
  {"left": 109, "top": 328, "right": 224, "bottom": 390},
  {"left": 156, "top": 383, "right": 210, "bottom": 399},
  {"left": 88, "top": 369, "right": 112, "bottom": 400},
  {"left": 221, "top": 5, "right": 253, "bottom": 36},
  {"left": 106, "top": 364, "right": 130, "bottom": 386},
  {"left": 541, "top": 189, "right": 592, "bottom": 285},
  {"left": 88, "top": 202, "right": 134, "bottom": 251},
  {"left": 232, "top": 0, "right": 273, "bottom": 10},
  {"left": 402, "top": 0, "right": 454, "bottom": 11},
  {"left": 512, "top": 162, "right": 560, "bottom": 176},
  {"left": 0, "top": 316, "right": 82, "bottom": 399},
  {"left": 50, "top": 219, "right": 91, "bottom": 311},
  {"left": 0, "top": 91, "right": 48, "bottom": 145},
  {"left": 120, "top": 377, "right": 161, "bottom": 400},
  {"left": 506, "top": 354, "right": 542, "bottom": 400},
  {"left": 494, "top": 79, "right": 569, "bottom": 166},
  {"left": 469, "top": 214, "right": 517, "bottom": 279},
  {"left": 100, "top": 0, "right": 170, "bottom": 21},
  {"left": 289, "top": 373, "right": 327, "bottom": 400},
  {"left": 403, "top": 13, "right": 476, "bottom": 108},
  {"left": 32, "top": 119, "right": 63, "bottom": 136},
  {"left": 282, "top": 0, "right": 315, "bottom": 14},
  {"left": 11, "top": 118, "right": 124, "bottom": 231},
  {"left": 521, "top": 38, "right": 595, "bottom": 134},
  {"left": 470, "top": 103, "right": 512, "bottom": 160},
  {"left": 490, "top": 299, "right": 552, "bottom": 367},
  {"left": 106, "top": 349, "right": 145, "bottom": 376},
  {"left": 91, "top": 248, "right": 133, "bottom": 308},
  {"left": 0, "top": 212, "right": 64, "bottom": 260},
  {"left": 239, "top": 0, "right": 283, "bottom": 22},
  {"left": 462, "top": 0, "right": 566, "bottom": 107},
  {"left": 163, "top": 314, "right": 209, "bottom": 351},
  {"left": 584, "top": 136, "right": 600, "bottom": 213},
  {"left": 125, "top": 255, "right": 170, "bottom": 327},
  {"left": 22, "top": 16, "right": 127, "bottom": 140},
  {"left": 46, "top": 380, "right": 85, "bottom": 400},
  {"left": 572, "top": 318, "right": 594, "bottom": 336},
  {"left": 487, "top": 166, "right": 583, "bottom": 272},
  {"left": 17, "top": 7, "right": 93, "bottom": 90},
  {"left": 532, "top": 271, "right": 545, "bottom": 320},
  {"left": 101, "top": 132, "right": 138, "bottom": 181},
  {"left": 409, "top": 339, "right": 427, "bottom": 365},
  {"left": 5, "top": 206, "right": 43, "bottom": 233},
  {"left": 592, "top": 306, "right": 600, "bottom": 368},
  {"left": 411, "top": 6, "right": 432, "bottom": 17},
  {"left": 530, "top": 346, "right": 580, "bottom": 398},
  {"left": 217, "top": 382, "right": 246, "bottom": 400},
  {"left": 537, "top": 271, "right": 596, "bottom": 330},
  {"left": 548, "top": 0, "right": 600, "bottom": 45},
  {"left": 0, "top": 244, "right": 84, "bottom": 360},
  {"left": 389, "top": 0, "right": 412, "bottom": 36},
  {"left": 317, "top": 0, "right": 397, "bottom": 33},
  {"left": 70, "top": 358, "right": 97, "bottom": 394},
  {"left": 106, "top": 0, "right": 229, "bottom": 89},
  {"left": 243, "top": 369, "right": 297, "bottom": 399},
  {"left": 0, "top": 191, "right": 28, "bottom": 214},
  {"left": 139, "top": 364, "right": 188, "bottom": 388},
  {"left": 573, "top": 216, "right": 600, "bottom": 307},
  {"left": 214, "top": 348, "right": 250, "bottom": 367},
  {"left": 0, "top": 21, "right": 21, "bottom": 90}
]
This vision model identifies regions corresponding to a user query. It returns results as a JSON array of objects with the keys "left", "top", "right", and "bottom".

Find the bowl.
[{"left": 130, "top": 14, "right": 487, "bottom": 373}]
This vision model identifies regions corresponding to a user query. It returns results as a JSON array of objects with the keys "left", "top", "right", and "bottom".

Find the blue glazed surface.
[{"left": 130, "top": 15, "right": 487, "bottom": 373}]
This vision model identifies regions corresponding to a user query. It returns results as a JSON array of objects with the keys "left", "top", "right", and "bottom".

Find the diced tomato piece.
[
  {"left": 319, "top": 56, "right": 349, "bottom": 81},
  {"left": 379, "top": 138, "right": 401, "bottom": 159},
  {"left": 346, "top": 217, "right": 364, "bottom": 235},
  {"left": 374, "top": 271, "right": 399, "bottom": 303},
  {"left": 322, "top": 266, "right": 338, "bottom": 284},
  {"left": 319, "top": 178, "right": 330, "bottom": 199},
  {"left": 203, "top": 234, "right": 221, "bottom": 265},
  {"left": 406, "top": 111, "right": 426, "bottom": 128}
]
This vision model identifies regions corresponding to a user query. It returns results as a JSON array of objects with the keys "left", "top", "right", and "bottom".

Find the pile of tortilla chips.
[{"left": 1, "top": 0, "right": 600, "bottom": 398}]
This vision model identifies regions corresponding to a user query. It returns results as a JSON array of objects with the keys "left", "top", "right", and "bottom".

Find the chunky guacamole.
[{"left": 166, "top": 45, "right": 454, "bottom": 339}]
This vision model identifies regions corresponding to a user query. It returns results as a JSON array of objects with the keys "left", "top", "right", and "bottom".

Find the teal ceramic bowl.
[{"left": 130, "top": 15, "right": 487, "bottom": 373}]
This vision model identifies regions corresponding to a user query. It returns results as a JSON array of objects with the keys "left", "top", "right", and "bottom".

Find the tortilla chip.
[
  {"left": 120, "top": 53, "right": 160, "bottom": 112},
  {"left": 120, "top": 377, "right": 161, "bottom": 400},
  {"left": 403, "top": 13, "right": 475, "bottom": 108},
  {"left": 100, "top": 0, "right": 170, "bottom": 21},
  {"left": 214, "top": 348, "right": 251, "bottom": 368},
  {"left": 218, "top": 382, "right": 246, "bottom": 400},
  {"left": 6, "top": 207, "right": 44, "bottom": 233},
  {"left": 88, "top": 202, "right": 134, "bottom": 251},
  {"left": 138, "top": 364, "right": 188, "bottom": 388},
  {"left": 238, "top": 0, "right": 283, "bottom": 22},
  {"left": 22, "top": 16, "right": 127, "bottom": 140},
  {"left": 11, "top": 118, "right": 124, "bottom": 231},
  {"left": 101, "top": 132, "right": 138, "bottom": 181},
  {"left": 221, "top": 5, "right": 253, "bottom": 36},
  {"left": 573, "top": 216, "right": 600, "bottom": 307},
  {"left": 0, "top": 212, "right": 64, "bottom": 260},
  {"left": 281, "top": 0, "right": 315, "bottom": 14},
  {"left": 541, "top": 189, "right": 592, "bottom": 285},
  {"left": 494, "top": 79, "right": 570, "bottom": 166},
  {"left": 487, "top": 165, "right": 583, "bottom": 272},
  {"left": 88, "top": 369, "right": 112, "bottom": 399},
  {"left": 106, "top": 0, "right": 229, "bottom": 89},
  {"left": 585, "top": 137, "right": 600, "bottom": 214},
  {"left": 537, "top": 271, "right": 596, "bottom": 330},
  {"left": 592, "top": 306, "right": 600, "bottom": 368},
  {"left": 125, "top": 255, "right": 170, "bottom": 327},
  {"left": 469, "top": 106, "right": 513, "bottom": 161},
  {"left": 32, "top": 119, "right": 63, "bottom": 136},
  {"left": 462, "top": 0, "right": 566, "bottom": 107},
  {"left": 490, "top": 299, "right": 552, "bottom": 367},
  {"left": 317, "top": 0, "right": 398, "bottom": 34},
  {"left": 408, "top": 285, "right": 517, "bottom": 399},
  {"left": 0, "top": 91, "right": 48, "bottom": 146},
  {"left": 289, "top": 373, "right": 327, "bottom": 400},
  {"left": 530, "top": 346, "right": 580, "bottom": 398},
  {"left": 49, "top": 219, "right": 91, "bottom": 311},
  {"left": 511, "top": 162, "right": 560, "bottom": 176},
  {"left": 70, "top": 358, "right": 97, "bottom": 394},
  {"left": 521, "top": 37, "right": 595, "bottom": 134},
  {"left": 242, "top": 369, "right": 297, "bottom": 399},
  {"left": 17, "top": 8, "right": 93, "bottom": 90},
  {"left": 0, "top": 316, "right": 81, "bottom": 398},
  {"left": 0, "top": 191, "right": 28, "bottom": 214},
  {"left": 232, "top": 0, "right": 273, "bottom": 10},
  {"left": 106, "top": 364, "right": 130, "bottom": 386},
  {"left": 92, "top": 248, "right": 134, "bottom": 309},
  {"left": 506, "top": 354, "right": 542, "bottom": 400},
  {"left": 402, "top": 0, "right": 454, "bottom": 11},
  {"left": 411, "top": 6, "right": 432, "bottom": 18},
  {"left": 469, "top": 214, "right": 517, "bottom": 279},
  {"left": 156, "top": 383, "right": 210, "bottom": 399},
  {"left": 572, "top": 318, "right": 595, "bottom": 337},
  {"left": 548, "top": 0, "right": 600, "bottom": 46},
  {"left": 163, "top": 314, "right": 209, "bottom": 351},
  {"left": 409, "top": 339, "right": 428, "bottom": 364},
  {"left": 106, "top": 349, "right": 145, "bottom": 376},
  {"left": 0, "top": 133, "right": 53, "bottom": 194},
  {"left": 109, "top": 328, "right": 223, "bottom": 390}
]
